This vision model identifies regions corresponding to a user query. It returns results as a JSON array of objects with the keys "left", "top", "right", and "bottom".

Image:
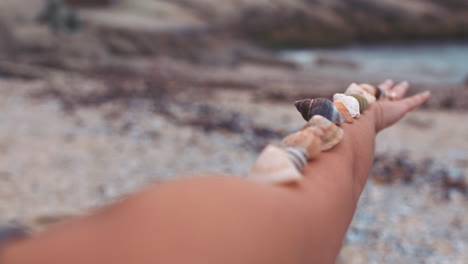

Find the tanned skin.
[{"left": 2, "top": 81, "right": 430, "bottom": 264}]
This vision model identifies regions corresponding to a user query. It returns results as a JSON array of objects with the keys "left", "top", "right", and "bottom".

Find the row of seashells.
[{"left": 248, "top": 82, "right": 383, "bottom": 184}]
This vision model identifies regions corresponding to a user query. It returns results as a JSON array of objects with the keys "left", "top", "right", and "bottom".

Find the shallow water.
[{"left": 280, "top": 43, "right": 468, "bottom": 85}]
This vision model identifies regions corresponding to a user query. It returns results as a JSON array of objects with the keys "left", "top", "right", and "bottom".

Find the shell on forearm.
[
  {"left": 248, "top": 145, "right": 304, "bottom": 184},
  {"left": 281, "top": 129, "right": 323, "bottom": 160},
  {"left": 294, "top": 98, "right": 344, "bottom": 125},
  {"left": 304, "top": 115, "right": 344, "bottom": 151}
]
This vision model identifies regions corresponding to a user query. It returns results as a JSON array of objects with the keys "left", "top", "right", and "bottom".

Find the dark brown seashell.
[
  {"left": 294, "top": 99, "right": 312, "bottom": 121},
  {"left": 375, "top": 86, "right": 382, "bottom": 99},
  {"left": 295, "top": 98, "right": 344, "bottom": 125}
]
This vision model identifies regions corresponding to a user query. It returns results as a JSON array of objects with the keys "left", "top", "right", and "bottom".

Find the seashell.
[
  {"left": 333, "top": 93, "right": 360, "bottom": 118},
  {"left": 248, "top": 145, "right": 304, "bottom": 184},
  {"left": 304, "top": 115, "right": 344, "bottom": 151},
  {"left": 281, "top": 129, "right": 323, "bottom": 160},
  {"left": 348, "top": 94, "right": 368, "bottom": 113},
  {"left": 284, "top": 147, "right": 308, "bottom": 171},
  {"left": 294, "top": 98, "right": 344, "bottom": 125},
  {"left": 359, "top": 83, "right": 383, "bottom": 100},
  {"left": 345, "top": 83, "right": 376, "bottom": 104},
  {"left": 333, "top": 101, "right": 353, "bottom": 123}
]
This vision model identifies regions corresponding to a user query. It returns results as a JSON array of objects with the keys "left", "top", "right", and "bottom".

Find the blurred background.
[{"left": 0, "top": 0, "right": 467, "bottom": 263}]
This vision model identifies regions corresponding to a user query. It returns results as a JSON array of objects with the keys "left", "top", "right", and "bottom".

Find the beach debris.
[
  {"left": 294, "top": 98, "right": 344, "bottom": 125},
  {"left": 371, "top": 153, "right": 467, "bottom": 199}
]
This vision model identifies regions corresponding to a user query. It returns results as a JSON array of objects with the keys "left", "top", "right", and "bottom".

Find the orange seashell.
[
  {"left": 333, "top": 101, "right": 353, "bottom": 123},
  {"left": 281, "top": 129, "right": 323, "bottom": 160},
  {"left": 304, "top": 115, "right": 344, "bottom": 151}
]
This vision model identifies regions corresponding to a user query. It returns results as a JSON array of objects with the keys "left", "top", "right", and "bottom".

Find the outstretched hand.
[{"left": 371, "top": 80, "right": 431, "bottom": 132}]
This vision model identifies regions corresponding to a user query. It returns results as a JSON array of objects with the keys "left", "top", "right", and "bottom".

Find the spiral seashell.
[
  {"left": 248, "top": 145, "right": 304, "bottom": 184},
  {"left": 333, "top": 101, "right": 353, "bottom": 123},
  {"left": 281, "top": 129, "right": 323, "bottom": 160},
  {"left": 348, "top": 94, "right": 368, "bottom": 113},
  {"left": 285, "top": 147, "right": 308, "bottom": 171},
  {"left": 294, "top": 98, "right": 344, "bottom": 125},
  {"left": 304, "top": 115, "right": 344, "bottom": 151},
  {"left": 345, "top": 83, "right": 376, "bottom": 104},
  {"left": 333, "top": 93, "right": 360, "bottom": 118},
  {"left": 359, "top": 83, "right": 385, "bottom": 100}
]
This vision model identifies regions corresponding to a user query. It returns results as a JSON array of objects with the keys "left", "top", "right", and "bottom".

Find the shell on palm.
[
  {"left": 345, "top": 83, "right": 376, "bottom": 104},
  {"left": 281, "top": 129, "right": 323, "bottom": 160}
]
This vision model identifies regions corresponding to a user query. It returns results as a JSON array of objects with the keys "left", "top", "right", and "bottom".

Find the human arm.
[{"left": 2, "top": 81, "right": 430, "bottom": 264}]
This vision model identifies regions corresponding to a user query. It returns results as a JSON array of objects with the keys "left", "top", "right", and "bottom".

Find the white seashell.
[
  {"left": 333, "top": 93, "right": 360, "bottom": 118},
  {"left": 359, "top": 83, "right": 377, "bottom": 96},
  {"left": 248, "top": 145, "right": 303, "bottom": 184},
  {"left": 345, "top": 83, "right": 376, "bottom": 104}
]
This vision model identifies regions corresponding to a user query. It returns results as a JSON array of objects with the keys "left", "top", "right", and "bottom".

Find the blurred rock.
[
  {"left": 65, "top": 0, "right": 116, "bottom": 8},
  {"left": 39, "top": 0, "right": 82, "bottom": 33}
]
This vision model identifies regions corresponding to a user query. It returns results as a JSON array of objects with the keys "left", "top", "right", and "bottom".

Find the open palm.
[{"left": 372, "top": 80, "right": 431, "bottom": 132}]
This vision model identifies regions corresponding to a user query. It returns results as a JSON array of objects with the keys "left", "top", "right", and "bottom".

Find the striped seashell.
[
  {"left": 345, "top": 83, "right": 376, "bottom": 104},
  {"left": 349, "top": 94, "right": 368, "bottom": 113},
  {"left": 304, "top": 115, "right": 344, "bottom": 151},
  {"left": 333, "top": 101, "right": 353, "bottom": 123},
  {"left": 248, "top": 145, "right": 304, "bottom": 184},
  {"left": 284, "top": 147, "right": 308, "bottom": 171},
  {"left": 333, "top": 93, "right": 360, "bottom": 118},
  {"left": 294, "top": 98, "right": 344, "bottom": 125},
  {"left": 281, "top": 129, "right": 323, "bottom": 160}
]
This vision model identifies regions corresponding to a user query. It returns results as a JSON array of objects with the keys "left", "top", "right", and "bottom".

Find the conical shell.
[
  {"left": 304, "top": 115, "right": 344, "bottom": 151},
  {"left": 345, "top": 83, "right": 376, "bottom": 104},
  {"left": 249, "top": 145, "right": 303, "bottom": 184},
  {"left": 281, "top": 129, "right": 323, "bottom": 160},
  {"left": 333, "top": 101, "right": 353, "bottom": 123},
  {"left": 349, "top": 94, "right": 368, "bottom": 113},
  {"left": 333, "top": 93, "right": 360, "bottom": 118},
  {"left": 359, "top": 83, "right": 383, "bottom": 99},
  {"left": 284, "top": 147, "right": 308, "bottom": 171},
  {"left": 294, "top": 99, "right": 312, "bottom": 121},
  {"left": 376, "top": 87, "right": 385, "bottom": 99},
  {"left": 359, "top": 84, "right": 376, "bottom": 95},
  {"left": 295, "top": 98, "right": 344, "bottom": 125}
]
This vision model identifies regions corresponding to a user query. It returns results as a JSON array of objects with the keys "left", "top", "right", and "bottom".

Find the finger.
[
  {"left": 392, "top": 81, "right": 409, "bottom": 99},
  {"left": 378, "top": 79, "right": 394, "bottom": 93},
  {"left": 399, "top": 91, "right": 431, "bottom": 112}
]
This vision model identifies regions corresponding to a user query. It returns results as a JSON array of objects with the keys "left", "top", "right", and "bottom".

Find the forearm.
[{"left": 3, "top": 109, "right": 378, "bottom": 264}]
